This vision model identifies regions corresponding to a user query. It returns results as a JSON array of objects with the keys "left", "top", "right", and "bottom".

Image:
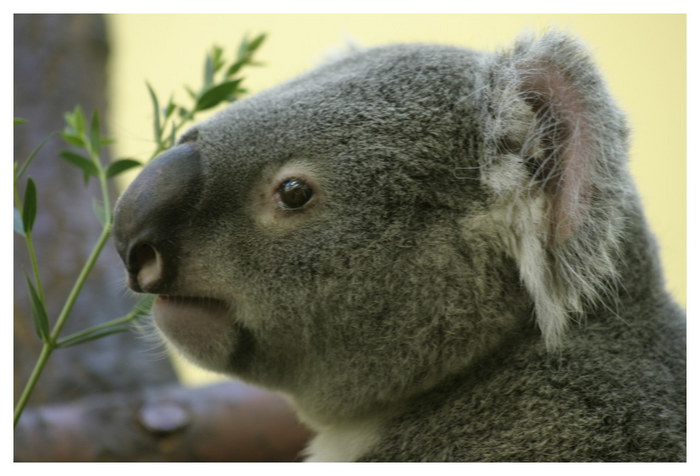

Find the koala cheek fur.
[{"left": 113, "top": 30, "right": 685, "bottom": 461}]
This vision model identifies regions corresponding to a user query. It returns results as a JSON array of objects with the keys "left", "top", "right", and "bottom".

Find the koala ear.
[{"left": 479, "top": 31, "right": 628, "bottom": 349}]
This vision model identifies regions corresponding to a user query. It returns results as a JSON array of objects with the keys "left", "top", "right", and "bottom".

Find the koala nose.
[{"left": 113, "top": 143, "right": 202, "bottom": 293}]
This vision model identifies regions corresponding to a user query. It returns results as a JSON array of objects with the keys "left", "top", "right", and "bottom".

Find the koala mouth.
[
  {"left": 151, "top": 294, "right": 243, "bottom": 373},
  {"left": 156, "top": 295, "right": 227, "bottom": 308},
  {"left": 152, "top": 294, "right": 231, "bottom": 327}
]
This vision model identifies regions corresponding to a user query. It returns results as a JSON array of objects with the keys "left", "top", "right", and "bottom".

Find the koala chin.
[{"left": 113, "top": 31, "right": 686, "bottom": 461}]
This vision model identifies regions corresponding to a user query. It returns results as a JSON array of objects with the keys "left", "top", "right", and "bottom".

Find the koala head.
[{"left": 113, "top": 32, "right": 629, "bottom": 424}]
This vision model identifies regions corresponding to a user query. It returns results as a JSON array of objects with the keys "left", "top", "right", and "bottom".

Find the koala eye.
[{"left": 276, "top": 178, "right": 314, "bottom": 210}]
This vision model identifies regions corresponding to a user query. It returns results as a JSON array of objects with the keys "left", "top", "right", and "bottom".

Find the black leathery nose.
[{"left": 112, "top": 143, "right": 203, "bottom": 293}]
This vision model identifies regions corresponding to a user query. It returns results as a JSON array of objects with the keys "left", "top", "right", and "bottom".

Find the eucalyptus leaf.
[
  {"left": 59, "top": 151, "right": 99, "bottom": 184},
  {"left": 64, "top": 105, "right": 86, "bottom": 136},
  {"left": 204, "top": 53, "right": 215, "bottom": 89},
  {"left": 74, "top": 105, "right": 86, "bottom": 135},
  {"left": 246, "top": 33, "right": 267, "bottom": 53},
  {"left": 212, "top": 45, "right": 224, "bottom": 71},
  {"left": 195, "top": 79, "right": 243, "bottom": 112},
  {"left": 89, "top": 111, "right": 102, "bottom": 157},
  {"left": 106, "top": 158, "right": 142, "bottom": 178},
  {"left": 15, "top": 132, "right": 54, "bottom": 181},
  {"left": 25, "top": 274, "right": 49, "bottom": 343},
  {"left": 146, "top": 82, "right": 162, "bottom": 142},
  {"left": 164, "top": 97, "right": 176, "bottom": 120},
  {"left": 236, "top": 35, "right": 250, "bottom": 61},
  {"left": 227, "top": 34, "right": 266, "bottom": 78},
  {"left": 22, "top": 178, "right": 37, "bottom": 234},
  {"left": 225, "top": 58, "right": 246, "bottom": 78},
  {"left": 57, "top": 327, "right": 128, "bottom": 348},
  {"left": 61, "top": 132, "right": 86, "bottom": 148}
]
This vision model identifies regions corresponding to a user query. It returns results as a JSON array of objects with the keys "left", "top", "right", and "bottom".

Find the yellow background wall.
[{"left": 107, "top": 14, "right": 686, "bottom": 384}]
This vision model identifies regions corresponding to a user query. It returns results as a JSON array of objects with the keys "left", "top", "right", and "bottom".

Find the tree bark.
[{"left": 14, "top": 381, "right": 312, "bottom": 462}]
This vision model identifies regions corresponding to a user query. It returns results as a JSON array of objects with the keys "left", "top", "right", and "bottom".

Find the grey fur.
[{"left": 113, "top": 31, "right": 685, "bottom": 461}]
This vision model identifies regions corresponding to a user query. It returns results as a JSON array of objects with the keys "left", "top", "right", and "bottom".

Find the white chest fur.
[{"left": 303, "top": 417, "right": 383, "bottom": 462}]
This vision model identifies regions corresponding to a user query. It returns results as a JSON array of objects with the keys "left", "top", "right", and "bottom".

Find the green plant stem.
[
  {"left": 14, "top": 189, "right": 45, "bottom": 303},
  {"left": 97, "top": 164, "right": 112, "bottom": 224},
  {"left": 13, "top": 343, "right": 52, "bottom": 427},
  {"left": 14, "top": 223, "right": 112, "bottom": 428},
  {"left": 51, "top": 224, "right": 112, "bottom": 343},
  {"left": 149, "top": 112, "right": 195, "bottom": 162},
  {"left": 22, "top": 233, "right": 44, "bottom": 302},
  {"left": 56, "top": 309, "right": 140, "bottom": 347},
  {"left": 15, "top": 112, "right": 126, "bottom": 427}
]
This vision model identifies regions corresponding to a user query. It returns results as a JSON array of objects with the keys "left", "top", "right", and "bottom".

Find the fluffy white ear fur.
[
  {"left": 477, "top": 31, "right": 626, "bottom": 350},
  {"left": 317, "top": 36, "right": 364, "bottom": 66}
]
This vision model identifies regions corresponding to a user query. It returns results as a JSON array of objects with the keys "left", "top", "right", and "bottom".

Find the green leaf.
[
  {"left": 89, "top": 111, "right": 102, "bottom": 157},
  {"left": 146, "top": 82, "right": 162, "bottom": 142},
  {"left": 25, "top": 274, "right": 49, "bottom": 343},
  {"left": 246, "top": 33, "right": 267, "bottom": 54},
  {"left": 61, "top": 132, "right": 86, "bottom": 148},
  {"left": 195, "top": 79, "right": 243, "bottom": 112},
  {"left": 226, "top": 34, "right": 266, "bottom": 78},
  {"left": 15, "top": 132, "right": 54, "bottom": 181},
  {"left": 74, "top": 105, "right": 86, "bottom": 135},
  {"left": 236, "top": 35, "right": 251, "bottom": 62},
  {"left": 64, "top": 105, "right": 86, "bottom": 136},
  {"left": 14, "top": 118, "right": 28, "bottom": 125},
  {"left": 224, "top": 59, "right": 246, "bottom": 78},
  {"left": 57, "top": 327, "right": 128, "bottom": 348},
  {"left": 212, "top": 45, "right": 224, "bottom": 72},
  {"left": 14, "top": 208, "right": 25, "bottom": 237},
  {"left": 236, "top": 33, "right": 266, "bottom": 62},
  {"left": 204, "top": 53, "right": 215, "bottom": 89},
  {"left": 164, "top": 97, "right": 176, "bottom": 121},
  {"left": 22, "top": 178, "right": 37, "bottom": 234},
  {"left": 106, "top": 158, "right": 142, "bottom": 178},
  {"left": 59, "top": 151, "right": 99, "bottom": 184}
]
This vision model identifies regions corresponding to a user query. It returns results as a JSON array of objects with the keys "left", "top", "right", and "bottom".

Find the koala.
[{"left": 113, "top": 31, "right": 686, "bottom": 461}]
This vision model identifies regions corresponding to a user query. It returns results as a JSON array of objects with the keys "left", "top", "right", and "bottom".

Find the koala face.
[
  {"left": 114, "top": 45, "right": 536, "bottom": 420},
  {"left": 113, "top": 35, "right": 627, "bottom": 423}
]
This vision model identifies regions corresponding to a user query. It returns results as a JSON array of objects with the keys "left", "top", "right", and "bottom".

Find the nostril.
[{"left": 128, "top": 242, "right": 164, "bottom": 293}]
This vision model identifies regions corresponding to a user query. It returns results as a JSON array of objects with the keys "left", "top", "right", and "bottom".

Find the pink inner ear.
[
  {"left": 553, "top": 125, "right": 593, "bottom": 244},
  {"left": 522, "top": 61, "right": 594, "bottom": 245}
]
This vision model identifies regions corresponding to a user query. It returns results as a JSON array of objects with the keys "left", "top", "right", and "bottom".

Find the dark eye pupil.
[{"left": 278, "top": 178, "right": 313, "bottom": 209}]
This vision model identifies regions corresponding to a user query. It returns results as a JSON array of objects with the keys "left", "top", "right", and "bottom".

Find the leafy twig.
[{"left": 13, "top": 35, "right": 267, "bottom": 428}]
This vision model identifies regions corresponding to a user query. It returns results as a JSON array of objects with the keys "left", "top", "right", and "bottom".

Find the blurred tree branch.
[{"left": 15, "top": 381, "right": 312, "bottom": 462}]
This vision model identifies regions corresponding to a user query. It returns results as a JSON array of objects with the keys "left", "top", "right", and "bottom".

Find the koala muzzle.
[{"left": 112, "top": 143, "right": 203, "bottom": 294}]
